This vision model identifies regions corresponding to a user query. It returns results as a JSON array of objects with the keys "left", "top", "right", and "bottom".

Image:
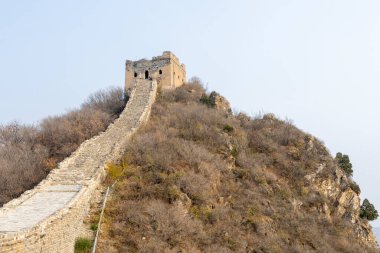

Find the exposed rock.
[
  {"left": 236, "top": 112, "right": 251, "bottom": 125},
  {"left": 304, "top": 163, "right": 326, "bottom": 182},
  {"left": 336, "top": 188, "right": 361, "bottom": 222},
  {"left": 305, "top": 134, "right": 315, "bottom": 151},
  {"left": 291, "top": 198, "right": 303, "bottom": 212},
  {"left": 306, "top": 163, "right": 378, "bottom": 248},
  {"left": 263, "top": 113, "right": 276, "bottom": 121},
  {"left": 209, "top": 91, "right": 232, "bottom": 114},
  {"left": 246, "top": 214, "right": 275, "bottom": 236},
  {"left": 355, "top": 221, "right": 379, "bottom": 247},
  {"left": 174, "top": 192, "right": 192, "bottom": 216},
  {"left": 321, "top": 202, "right": 332, "bottom": 222}
]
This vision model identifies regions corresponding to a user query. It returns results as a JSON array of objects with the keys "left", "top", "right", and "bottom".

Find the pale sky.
[{"left": 1, "top": 1, "right": 380, "bottom": 226}]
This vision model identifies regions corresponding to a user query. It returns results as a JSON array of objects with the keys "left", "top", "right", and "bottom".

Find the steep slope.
[{"left": 98, "top": 81, "right": 379, "bottom": 253}]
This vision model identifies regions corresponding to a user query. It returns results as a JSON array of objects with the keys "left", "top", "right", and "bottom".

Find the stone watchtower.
[{"left": 125, "top": 51, "right": 186, "bottom": 92}]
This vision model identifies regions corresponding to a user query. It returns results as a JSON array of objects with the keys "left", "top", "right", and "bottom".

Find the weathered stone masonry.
[
  {"left": 125, "top": 51, "right": 186, "bottom": 92},
  {"left": 0, "top": 78, "right": 157, "bottom": 253}
]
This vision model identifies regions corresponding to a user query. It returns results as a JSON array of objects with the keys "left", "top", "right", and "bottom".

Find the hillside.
[{"left": 96, "top": 79, "right": 379, "bottom": 253}]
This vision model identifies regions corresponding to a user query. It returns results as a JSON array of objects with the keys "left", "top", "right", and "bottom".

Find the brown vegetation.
[
  {"left": 0, "top": 87, "right": 127, "bottom": 206},
  {"left": 99, "top": 80, "right": 378, "bottom": 253}
]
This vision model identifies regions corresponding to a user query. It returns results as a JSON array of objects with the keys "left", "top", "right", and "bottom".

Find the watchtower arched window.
[
  {"left": 159, "top": 69, "right": 162, "bottom": 75},
  {"left": 145, "top": 70, "right": 149, "bottom": 79},
  {"left": 134, "top": 72, "right": 137, "bottom": 78}
]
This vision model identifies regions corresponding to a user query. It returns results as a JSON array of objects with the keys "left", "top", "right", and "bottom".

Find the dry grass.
[{"left": 99, "top": 80, "right": 378, "bottom": 253}]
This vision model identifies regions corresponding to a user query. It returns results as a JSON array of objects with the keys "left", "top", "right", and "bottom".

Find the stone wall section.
[
  {"left": 0, "top": 78, "right": 157, "bottom": 253},
  {"left": 125, "top": 51, "right": 186, "bottom": 92}
]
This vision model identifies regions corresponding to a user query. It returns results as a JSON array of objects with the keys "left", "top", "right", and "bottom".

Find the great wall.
[{"left": 0, "top": 77, "right": 157, "bottom": 252}]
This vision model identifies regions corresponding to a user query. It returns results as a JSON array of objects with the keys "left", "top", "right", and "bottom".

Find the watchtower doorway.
[{"left": 145, "top": 70, "right": 149, "bottom": 79}]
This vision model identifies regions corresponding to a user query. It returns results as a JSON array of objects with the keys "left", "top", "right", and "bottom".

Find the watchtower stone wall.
[{"left": 125, "top": 51, "right": 186, "bottom": 93}]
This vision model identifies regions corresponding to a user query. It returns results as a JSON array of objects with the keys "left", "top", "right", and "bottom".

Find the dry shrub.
[
  {"left": 0, "top": 123, "right": 48, "bottom": 204},
  {"left": 0, "top": 87, "right": 126, "bottom": 206},
  {"left": 82, "top": 86, "right": 127, "bottom": 117},
  {"left": 39, "top": 108, "right": 111, "bottom": 159},
  {"left": 160, "top": 77, "right": 205, "bottom": 104},
  {"left": 179, "top": 171, "right": 212, "bottom": 205},
  {"left": 106, "top": 199, "right": 206, "bottom": 252}
]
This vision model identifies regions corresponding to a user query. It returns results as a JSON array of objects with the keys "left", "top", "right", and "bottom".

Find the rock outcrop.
[
  {"left": 306, "top": 163, "right": 378, "bottom": 247},
  {"left": 209, "top": 91, "right": 232, "bottom": 114}
]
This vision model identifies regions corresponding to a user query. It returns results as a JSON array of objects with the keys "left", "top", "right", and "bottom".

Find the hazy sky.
[{"left": 1, "top": 1, "right": 380, "bottom": 226}]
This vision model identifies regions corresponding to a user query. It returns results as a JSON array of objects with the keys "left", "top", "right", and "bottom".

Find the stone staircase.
[{"left": 0, "top": 78, "right": 157, "bottom": 253}]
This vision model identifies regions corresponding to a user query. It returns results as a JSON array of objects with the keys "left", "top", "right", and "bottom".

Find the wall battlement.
[{"left": 125, "top": 51, "right": 186, "bottom": 92}]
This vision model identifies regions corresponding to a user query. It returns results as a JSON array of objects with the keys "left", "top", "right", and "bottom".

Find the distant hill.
[{"left": 97, "top": 80, "right": 379, "bottom": 253}]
